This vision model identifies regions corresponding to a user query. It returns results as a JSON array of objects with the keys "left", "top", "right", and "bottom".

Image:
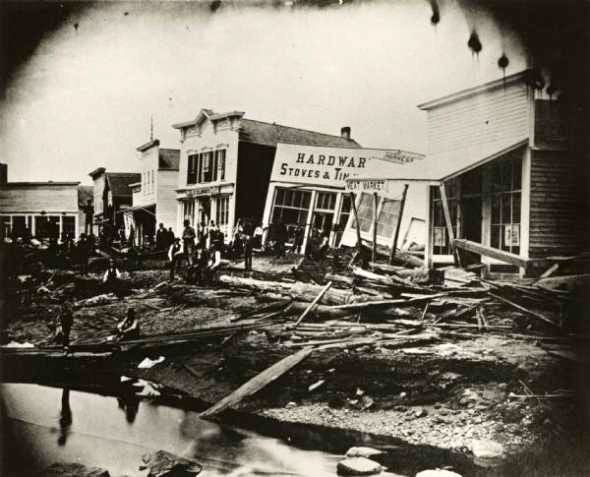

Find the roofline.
[
  {"left": 172, "top": 110, "right": 245, "bottom": 130},
  {"left": 105, "top": 172, "right": 141, "bottom": 177},
  {"left": 88, "top": 167, "right": 106, "bottom": 179},
  {"left": 275, "top": 142, "right": 421, "bottom": 155},
  {"left": 137, "top": 139, "right": 160, "bottom": 152},
  {"left": 417, "top": 70, "right": 529, "bottom": 110},
  {"left": 3, "top": 181, "right": 80, "bottom": 187},
  {"left": 241, "top": 118, "right": 361, "bottom": 146},
  {"left": 158, "top": 167, "right": 179, "bottom": 171},
  {"left": 128, "top": 182, "right": 141, "bottom": 188}
]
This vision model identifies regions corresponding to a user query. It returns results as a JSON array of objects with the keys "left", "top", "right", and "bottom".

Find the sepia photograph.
[{"left": 1, "top": 0, "right": 589, "bottom": 476}]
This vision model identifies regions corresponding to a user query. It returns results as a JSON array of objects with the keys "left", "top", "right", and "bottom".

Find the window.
[
  {"left": 216, "top": 196, "right": 230, "bottom": 226},
  {"left": 353, "top": 193, "right": 379, "bottom": 233},
  {"left": 202, "top": 152, "right": 213, "bottom": 182},
  {"left": 216, "top": 149, "right": 226, "bottom": 181},
  {"left": 338, "top": 194, "right": 352, "bottom": 230},
  {"left": 1, "top": 216, "right": 10, "bottom": 239},
  {"left": 183, "top": 200, "right": 195, "bottom": 224},
  {"left": 187, "top": 154, "right": 197, "bottom": 184},
  {"left": 271, "top": 187, "right": 312, "bottom": 226},
  {"left": 316, "top": 192, "right": 336, "bottom": 211},
  {"left": 431, "top": 180, "right": 459, "bottom": 255},
  {"left": 12, "top": 216, "right": 27, "bottom": 238},
  {"left": 489, "top": 156, "right": 522, "bottom": 254},
  {"left": 63, "top": 216, "right": 76, "bottom": 239},
  {"left": 376, "top": 199, "right": 401, "bottom": 238},
  {"left": 35, "top": 215, "right": 59, "bottom": 239}
]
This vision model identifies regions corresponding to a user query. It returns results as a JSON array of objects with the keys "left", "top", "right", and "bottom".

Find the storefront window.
[
  {"left": 271, "top": 187, "right": 311, "bottom": 226},
  {"left": 183, "top": 200, "right": 195, "bottom": 224},
  {"left": 1, "top": 216, "right": 10, "bottom": 239},
  {"left": 63, "top": 216, "right": 76, "bottom": 239},
  {"left": 338, "top": 195, "right": 352, "bottom": 230},
  {"left": 312, "top": 192, "right": 337, "bottom": 234},
  {"left": 489, "top": 156, "right": 521, "bottom": 254},
  {"left": 376, "top": 199, "right": 401, "bottom": 238},
  {"left": 216, "top": 196, "right": 230, "bottom": 226},
  {"left": 353, "top": 192, "right": 378, "bottom": 233}
]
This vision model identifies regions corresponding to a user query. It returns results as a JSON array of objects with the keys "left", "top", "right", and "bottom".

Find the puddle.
[{"left": 1, "top": 383, "right": 340, "bottom": 476}]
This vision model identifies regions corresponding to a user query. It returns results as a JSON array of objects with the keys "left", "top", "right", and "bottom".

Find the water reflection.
[
  {"left": 57, "top": 388, "right": 72, "bottom": 446},
  {"left": 2, "top": 383, "right": 338, "bottom": 477}
]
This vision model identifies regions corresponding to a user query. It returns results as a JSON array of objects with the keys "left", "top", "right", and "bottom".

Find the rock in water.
[
  {"left": 415, "top": 470, "right": 462, "bottom": 477},
  {"left": 470, "top": 439, "right": 505, "bottom": 467},
  {"left": 470, "top": 439, "right": 505, "bottom": 458},
  {"left": 337, "top": 457, "right": 383, "bottom": 475},
  {"left": 143, "top": 450, "right": 202, "bottom": 476},
  {"left": 346, "top": 447, "right": 384, "bottom": 459},
  {"left": 39, "top": 463, "right": 110, "bottom": 477}
]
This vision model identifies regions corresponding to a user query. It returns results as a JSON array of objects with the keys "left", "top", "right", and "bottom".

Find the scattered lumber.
[
  {"left": 293, "top": 282, "right": 333, "bottom": 328},
  {"left": 199, "top": 347, "right": 313, "bottom": 418},
  {"left": 390, "top": 251, "right": 424, "bottom": 269},
  {"left": 489, "top": 293, "right": 561, "bottom": 330},
  {"left": 217, "top": 275, "right": 352, "bottom": 305},
  {"left": 534, "top": 274, "right": 590, "bottom": 292},
  {"left": 352, "top": 266, "right": 419, "bottom": 289}
]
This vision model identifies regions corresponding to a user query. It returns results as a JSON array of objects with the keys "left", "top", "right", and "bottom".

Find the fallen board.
[{"left": 199, "top": 347, "right": 313, "bottom": 418}]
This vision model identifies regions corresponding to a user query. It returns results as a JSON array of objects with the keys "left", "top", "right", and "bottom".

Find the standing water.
[{"left": 2, "top": 383, "right": 341, "bottom": 476}]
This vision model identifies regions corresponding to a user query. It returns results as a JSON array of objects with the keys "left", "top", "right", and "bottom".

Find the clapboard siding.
[
  {"left": 0, "top": 185, "right": 78, "bottom": 213},
  {"left": 529, "top": 149, "right": 586, "bottom": 258},
  {"left": 427, "top": 82, "right": 529, "bottom": 154}
]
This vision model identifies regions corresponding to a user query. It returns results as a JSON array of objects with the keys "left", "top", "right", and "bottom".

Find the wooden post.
[
  {"left": 389, "top": 184, "right": 409, "bottom": 264},
  {"left": 372, "top": 193, "right": 378, "bottom": 263},
  {"left": 349, "top": 192, "right": 362, "bottom": 249},
  {"left": 439, "top": 182, "right": 461, "bottom": 267},
  {"left": 293, "top": 281, "right": 333, "bottom": 328}
]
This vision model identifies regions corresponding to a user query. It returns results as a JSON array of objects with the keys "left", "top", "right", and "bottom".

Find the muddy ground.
[{"left": 2, "top": 256, "right": 590, "bottom": 475}]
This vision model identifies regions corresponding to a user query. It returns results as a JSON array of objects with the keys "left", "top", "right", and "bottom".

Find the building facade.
[
  {"left": 125, "top": 139, "right": 179, "bottom": 245},
  {"left": 351, "top": 70, "right": 586, "bottom": 275},
  {"left": 0, "top": 163, "right": 89, "bottom": 240},
  {"left": 262, "top": 143, "right": 425, "bottom": 253},
  {"left": 173, "top": 109, "right": 358, "bottom": 240},
  {"left": 88, "top": 168, "right": 140, "bottom": 236}
]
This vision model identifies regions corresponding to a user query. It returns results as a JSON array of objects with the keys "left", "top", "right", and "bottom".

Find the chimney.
[
  {"left": 0, "top": 163, "right": 7, "bottom": 186},
  {"left": 340, "top": 126, "right": 351, "bottom": 140}
]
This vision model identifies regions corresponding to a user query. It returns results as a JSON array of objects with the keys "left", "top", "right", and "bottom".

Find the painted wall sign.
[{"left": 271, "top": 143, "right": 424, "bottom": 188}]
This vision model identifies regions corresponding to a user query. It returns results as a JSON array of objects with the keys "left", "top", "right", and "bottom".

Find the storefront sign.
[
  {"left": 346, "top": 179, "right": 387, "bottom": 192},
  {"left": 504, "top": 224, "right": 520, "bottom": 246},
  {"left": 271, "top": 144, "right": 424, "bottom": 188}
]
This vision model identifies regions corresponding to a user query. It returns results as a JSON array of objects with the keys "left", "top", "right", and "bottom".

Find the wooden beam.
[
  {"left": 489, "top": 293, "right": 561, "bottom": 330},
  {"left": 454, "top": 239, "right": 529, "bottom": 269},
  {"left": 199, "top": 347, "right": 313, "bottom": 418},
  {"left": 372, "top": 193, "right": 378, "bottom": 263},
  {"left": 389, "top": 184, "right": 409, "bottom": 264},
  {"left": 293, "top": 281, "right": 333, "bottom": 328},
  {"left": 438, "top": 183, "right": 461, "bottom": 267},
  {"left": 349, "top": 192, "right": 362, "bottom": 249}
]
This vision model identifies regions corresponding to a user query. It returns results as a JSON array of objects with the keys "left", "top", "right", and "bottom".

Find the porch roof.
[{"left": 350, "top": 138, "right": 528, "bottom": 184}]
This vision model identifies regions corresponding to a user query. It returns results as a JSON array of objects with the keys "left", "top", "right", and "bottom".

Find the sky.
[{"left": 0, "top": 0, "right": 527, "bottom": 185}]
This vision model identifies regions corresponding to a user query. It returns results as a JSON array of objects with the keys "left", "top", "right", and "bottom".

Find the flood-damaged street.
[{"left": 2, "top": 250, "right": 589, "bottom": 476}]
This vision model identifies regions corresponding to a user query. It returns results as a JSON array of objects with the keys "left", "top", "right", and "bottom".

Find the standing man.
[
  {"left": 168, "top": 237, "right": 183, "bottom": 281},
  {"left": 182, "top": 219, "right": 196, "bottom": 266},
  {"left": 155, "top": 223, "right": 166, "bottom": 251}
]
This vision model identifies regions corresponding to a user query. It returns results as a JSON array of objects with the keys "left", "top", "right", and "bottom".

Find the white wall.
[
  {"left": 156, "top": 169, "right": 179, "bottom": 229},
  {"left": 136, "top": 147, "right": 158, "bottom": 207},
  {"left": 426, "top": 80, "right": 529, "bottom": 155},
  {"left": 0, "top": 184, "right": 78, "bottom": 214}
]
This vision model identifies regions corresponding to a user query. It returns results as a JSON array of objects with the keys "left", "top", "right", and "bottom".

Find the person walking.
[{"left": 182, "top": 220, "right": 196, "bottom": 266}]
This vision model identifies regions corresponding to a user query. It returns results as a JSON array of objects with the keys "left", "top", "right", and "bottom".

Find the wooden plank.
[
  {"left": 349, "top": 192, "right": 362, "bottom": 249},
  {"left": 439, "top": 183, "right": 461, "bottom": 267},
  {"left": 199, "top": 347, "right": 313, "bottom": 418},
  {"left": 293, "top": 281, "right": 333, "bottom": 328},
  {"left": 372, "top": 193, "right": 378, "bottom": 263},
  {"left": 489, "top": 293, "right": 561, "bottom": 330},
  {"left": 454, "top": 239, "right": 529, "bottom": 268},
  {"left": 389, "top": 184, "right": 408, "bottom": 264}
]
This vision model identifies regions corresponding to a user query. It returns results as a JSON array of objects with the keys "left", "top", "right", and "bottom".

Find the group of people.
[{"left": 155, "top": 223, "right": 176, "bottom": 252}]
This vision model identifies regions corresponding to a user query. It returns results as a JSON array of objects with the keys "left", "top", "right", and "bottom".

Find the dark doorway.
[{"left": 460, "top": 196, "right": 482, "bottom": 265}]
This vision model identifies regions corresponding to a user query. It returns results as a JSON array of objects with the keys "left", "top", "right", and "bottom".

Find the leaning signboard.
[{"left": 270, "top": 143, "right": 424, "bottom": 187}]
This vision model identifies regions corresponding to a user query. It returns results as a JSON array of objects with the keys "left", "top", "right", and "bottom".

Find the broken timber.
[
  {"left": 293, "top": 281, "right": 333, "bottom": 328},
  {"left": 454, "top": 239, "right": 529, "bottom": 269},
  {"left": 489, "top": 293, "right": 561, "bottom": 330},
  {"left": 199, "top": 347, "right": 313, "bottom": 418}
]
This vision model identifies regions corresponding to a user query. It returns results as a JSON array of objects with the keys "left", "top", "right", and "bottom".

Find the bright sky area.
[{"left": 0, "top": 0, "right": 526, "bottom": 184}]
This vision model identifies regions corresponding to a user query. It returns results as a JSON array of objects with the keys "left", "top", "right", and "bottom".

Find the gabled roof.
[
  {"left": 239, "top": 119, "right": 360, "bottom": 148},
  {"left": 159, "top": 148, "right": 180, "bottom": 170},
  {"left": 105, "top": 172, "right": 141, "bottom": 197},
  {"left": 78, "top": 185, "right": 93, "bottom": 207},
  {"left": 88, "top": 167, "right": 106, "bottom": 179}
]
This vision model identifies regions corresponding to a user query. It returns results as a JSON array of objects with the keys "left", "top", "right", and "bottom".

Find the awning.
[
  {"left": 117, "top": 203, "right": 156, "bottom": 217},
  {"left": 347, "top": 138, "right": 528, "bottom": 184}
]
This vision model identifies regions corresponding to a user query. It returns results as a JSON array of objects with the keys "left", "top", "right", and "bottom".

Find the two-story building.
[
  {"left": 172, "top": 109, "right": 358, "bottom": 240},
  {"left": 348, "top": 70, "right": 587, "bottom": 275},
  {"left": 88, "top": 167, "right": 140, "bottom": 236},
  {"left": 125, "top": 139, "right": 180, "bottom": 245},
  {"left": 0, "top": 163, "right": 91, "bottom": 240}
]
